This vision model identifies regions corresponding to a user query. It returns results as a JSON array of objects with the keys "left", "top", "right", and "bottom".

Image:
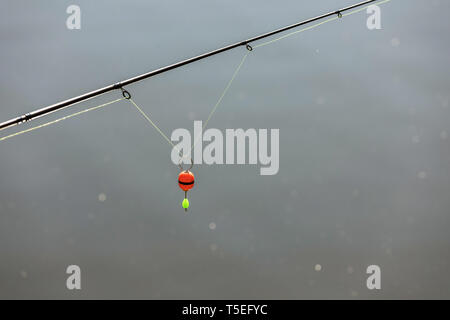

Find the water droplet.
[
  {"left": 316, "top": 96, "right": 326, "bottom": 105},
  {"left": 290, "top": 189, "right": 298, "bottom": 198},
  {"left": 98, "top": 193, "right": 106, "bottom": 202},
  {"left": 390, "top": 37, "right": 400, "bottom": 47},
  {"left": 417, "top": 171, "right": 427, "bottom": 179},
  {"left": 350, "top": 290, "right": 359, "bottom": 297}
]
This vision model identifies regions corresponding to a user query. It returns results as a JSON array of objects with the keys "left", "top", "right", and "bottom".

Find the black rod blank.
[{"left": 0, "top": 0, "right": 377, "bottom": 131}]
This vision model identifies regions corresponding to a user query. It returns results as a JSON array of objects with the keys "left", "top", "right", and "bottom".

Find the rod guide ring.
[{"left": 121, "top": 88, "right": 131, "bottom": 100}]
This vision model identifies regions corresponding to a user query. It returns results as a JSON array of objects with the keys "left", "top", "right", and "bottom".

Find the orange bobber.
[{"left": 178, "top": 171, "right": 195, "bottom": 192}]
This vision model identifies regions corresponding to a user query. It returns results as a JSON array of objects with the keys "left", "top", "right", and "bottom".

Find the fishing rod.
[{"left": 0, "top": 0, "right": 379, "bottom": 131}]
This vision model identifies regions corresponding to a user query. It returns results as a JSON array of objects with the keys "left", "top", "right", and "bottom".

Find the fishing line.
[
  {"left": 197, "top": 53, "right": 249, "bottom": 135},
  {"left": 255, "top": 0, "right": 391, "bottom": 49},
  {"left": 128, "top": 98, "right": 179, "bottom": 150},
  {"left": 189, "top": 52, "right": 249, "bottom": 155},
  {"left": 0, "top": 98, "right": 124, "bottom": 142}
]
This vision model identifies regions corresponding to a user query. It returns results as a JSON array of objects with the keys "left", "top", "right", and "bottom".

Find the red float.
[{"left": 178, "top": 171, "right": 195, "bottom": 192}]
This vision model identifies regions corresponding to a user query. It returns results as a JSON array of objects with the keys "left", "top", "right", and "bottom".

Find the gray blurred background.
[{"left": 0, "top": 0, "right": 449, "bottom": 299}]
